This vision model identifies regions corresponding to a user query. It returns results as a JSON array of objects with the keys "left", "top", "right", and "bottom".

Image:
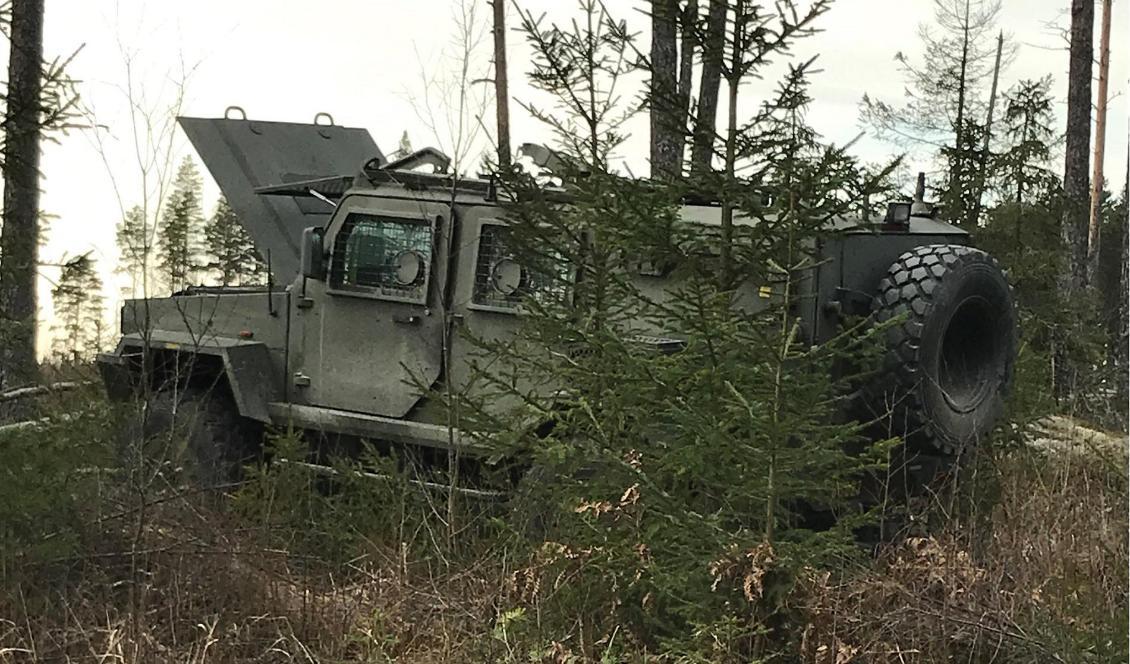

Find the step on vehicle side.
[{"left": 98, "top": 112, "right": 1017, "bottom": 489}]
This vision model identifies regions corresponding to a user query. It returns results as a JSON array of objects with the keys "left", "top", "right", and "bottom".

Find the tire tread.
[{"left": 869, "top": 244, "right": 1004, "bottom": 456}]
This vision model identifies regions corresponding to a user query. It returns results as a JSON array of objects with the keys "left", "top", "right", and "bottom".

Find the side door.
[
  {"left": 293, "top": 195, "right": 451, "bottom": 417},
  {"left": 447, "top": 207, "right": 563, "bottom": 418}
]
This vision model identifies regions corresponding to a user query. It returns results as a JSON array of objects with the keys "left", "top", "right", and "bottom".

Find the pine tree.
[
  {"left": 1053, "top": 0, "right": 1095, "bottom": 400},
  {"left": 995, "top": 78, "right": 1057, "bottom": 205},
  {"left": 204, "top": 196, "right": 265, "bottom": 286},
  {"left": 115, "top": 205, "right": 150, "bottom": 296},
  {"left": 1086, "top": 0, "right": 1113, "bottom": 287},
  {"left": 0, "top": 0, "right": 83, "bottom": 390},
  {"left": 491, "top": 0, "right": 512, "bottom": 169},
  {"left": 688, "top": 0, "right": 727, "bottom": 176},
  {"left": 157, "top": 157, "right": 205, "bottom": 293},
  {"left": 861, "top": 0, "right": 1008, "bottom": 226},
  {"left": 0, "top": 0, "right": 45, "bottom": 388},
  {"left": 1117, "top": 177, "right": 1128, "bottom": 416},
  {"left": 648, "top": 0, "right": 700, "bottom": 180},
  {"left": 1059, "top": 0, "right": 1093, "bottom": 296},
  {"left": 50, "top": 255, "right": 105, "bottom": 362},
  {"left": 649, "top": 0, "right": 680, "bottom": 179},
  {"left": 452, "top": 1, "right": 892, "bottom": 654}
]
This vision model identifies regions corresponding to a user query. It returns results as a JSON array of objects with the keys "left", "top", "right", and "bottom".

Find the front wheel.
[
  {"left": 141, "top": 385, "right": 262, "bottom": 488},
  {"left": 868, "top": 244, "right": 1016, "bottom": 457}
]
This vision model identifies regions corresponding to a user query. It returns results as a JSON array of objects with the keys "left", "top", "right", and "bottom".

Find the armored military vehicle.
[{"left": 98, "top": 111, "right": 1016, "bottom": 488}]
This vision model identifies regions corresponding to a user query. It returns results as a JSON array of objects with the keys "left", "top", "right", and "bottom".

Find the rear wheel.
[
  {"left": 142, "top": 385, "right": 261, "bottom": 488},
  {"left": 869, "top": 244, "right": 1016, "bottom": 458}
]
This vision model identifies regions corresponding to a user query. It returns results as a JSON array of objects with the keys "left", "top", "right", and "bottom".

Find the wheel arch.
[{"left": 97, "top": 332, "right": 277, "bottom": 423}]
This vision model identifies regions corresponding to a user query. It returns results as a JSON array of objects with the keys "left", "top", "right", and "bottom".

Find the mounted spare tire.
[{"left": 869, "top": 244, "right": 1016, "bottom": 457}]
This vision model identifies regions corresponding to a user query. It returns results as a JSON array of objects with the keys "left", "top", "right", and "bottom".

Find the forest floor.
[{"left": 0, "top": 385, "right": 1125, "bottom": 662}]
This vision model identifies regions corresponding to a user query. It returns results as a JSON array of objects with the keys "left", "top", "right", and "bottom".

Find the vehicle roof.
[{"left": 344, "top": 180, "right": 968, "bottom": 238}]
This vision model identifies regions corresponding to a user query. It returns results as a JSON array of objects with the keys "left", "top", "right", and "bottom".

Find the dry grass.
[
  {"left": 0, "top": 410, "right": 1125, "bottom": 663},
  {"left": 798, "top": 422, "right": 1128, "bottom": 663},
  {"left": 0, "top": 490, "right": 522, "bottom": 663}
]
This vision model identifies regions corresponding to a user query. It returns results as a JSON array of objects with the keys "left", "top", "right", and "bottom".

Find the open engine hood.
[{"left": 178, "top": 114, "right": 383, "bottom": 284}]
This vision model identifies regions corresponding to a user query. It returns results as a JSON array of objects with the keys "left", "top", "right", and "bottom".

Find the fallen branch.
[
  {"left": 0, "top": 381, "right": 91, "bottom": 404},
  {"left": 0, "top": 417, "right": 51, "bottom": 434},
  {"left": 0, "top": 412, "right": 77, "bottom": 435}
]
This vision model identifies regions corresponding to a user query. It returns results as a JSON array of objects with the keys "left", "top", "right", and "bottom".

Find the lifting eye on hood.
[
  {"left": 392, "top": 250, "right": 426, "bottom": 286},
  {"left": 490, "top": 258, "right": 526, "bottom": 296}
]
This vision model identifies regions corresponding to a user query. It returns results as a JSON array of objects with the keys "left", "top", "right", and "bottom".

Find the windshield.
[{"left": 330, "top": 213, "right": 433, "bottom": 303}]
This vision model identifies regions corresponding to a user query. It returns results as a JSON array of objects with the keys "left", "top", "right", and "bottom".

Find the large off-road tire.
[
  {"left": 143, "top": 385, "right": 261, "bottom": 488},
  {"left": 869, "top": 244, "right": 1016, "bottom": 457}
]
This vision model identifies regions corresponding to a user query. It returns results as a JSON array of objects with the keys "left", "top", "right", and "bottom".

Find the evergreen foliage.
[
  {"left": 156, "top": 157, "right": 205, "bottom": 293},
  {"left": 860, "top": 2, "right": 1123, "bottom": 423},
  {"left": 203, "top": 196, "right": 265, "bottom": 286},
  {"left": 971, "top": 76, "right": 1125, "bottom": 427},
  {"left": 49, "top": 255, "right": 105, "bottom": 361},
  {"left": 0, "top": 405, "right": 114, "bottom": 583},
  {"left": 861, "top": 0, "right": 1008, "bottom": 227},
  {"left": 513, "top": 0, "right": 635, "bottom": 166},
  {"left": 115, "top": 205, "right": 150, "bottom": 296},
  {"left": 993, "top": 77, "right": 1058, "bottom": 205},
  {"left": 439, "top": 3, "right": 896, "bottom": 654},
  {"left": 1, "top": 2, "right": 1124, "bottom": 661}
]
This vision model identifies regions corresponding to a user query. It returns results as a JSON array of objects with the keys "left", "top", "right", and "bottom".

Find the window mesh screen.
[
  {"left": 330, "top": 214, "right": 432, "bottom": 302},
  {"left": 472, "top": 224, "right": 569, "bottom": 310},
  {"left": 473, "top": 225, "right": 522, "bottom": 309}
]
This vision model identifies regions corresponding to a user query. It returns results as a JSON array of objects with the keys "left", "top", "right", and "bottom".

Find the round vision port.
[
  {"left": 491, "top": 258, "right": 525, "bottom": 296},
  {"left": 393, "top": 250, "right": 425, "bottom": 286}
]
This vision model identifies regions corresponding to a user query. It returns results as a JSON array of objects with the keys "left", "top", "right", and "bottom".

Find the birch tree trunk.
[
  {"left": 676, "top": 0, "right": 697, "bottom": 148},
  {"left": 953, "top": 0, "right": 971, "bottom": 225}
]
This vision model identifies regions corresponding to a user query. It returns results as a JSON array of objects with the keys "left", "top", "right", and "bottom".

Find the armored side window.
[
  {"left": 472, "top": 223, "right": 569, "bottom": 311},
  {"left": 330, "top": 213, "right": 432, "bottom": 303}
]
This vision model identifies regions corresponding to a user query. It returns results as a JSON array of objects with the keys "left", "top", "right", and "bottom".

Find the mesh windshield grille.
[{"left": 330, "top": 214, "right": 432, "bottom": 302}]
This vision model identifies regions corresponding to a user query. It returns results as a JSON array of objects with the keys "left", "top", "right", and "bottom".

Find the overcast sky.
[{"left": 33, "top": 0, "right": 1130, "bottom": 351}]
